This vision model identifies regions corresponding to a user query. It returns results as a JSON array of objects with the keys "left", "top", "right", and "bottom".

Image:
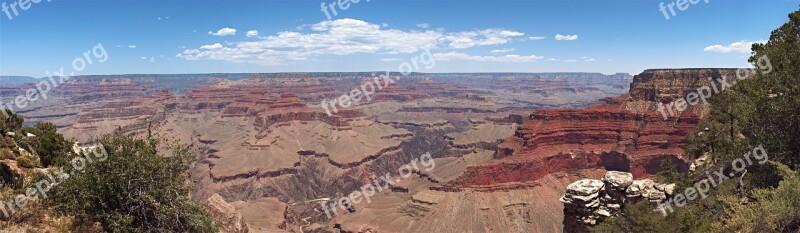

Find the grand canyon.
[
  {"left": 3, "top": 1, "right": 798, "bottom": 232},
  {"left": 0, "top": 70, "right": 716, "bottom": 232}
]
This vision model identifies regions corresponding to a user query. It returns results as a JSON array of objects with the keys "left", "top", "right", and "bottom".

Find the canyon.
[{"left": 0, "top": 70, "right": 720, "bottom": 232}]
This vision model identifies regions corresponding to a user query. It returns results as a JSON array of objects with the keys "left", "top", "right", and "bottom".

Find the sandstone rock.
[
  {"left": 626, "top": 179, "right": 655, "bottom": 197},
  {"left": 603, "top": 171, "right": 633, "bottom": 189},
  {"left": 566, "top": 179, "right": 605, "bottom": 196},
  {"left": 662, "top": 183, "right": 677, "bottom": 196},
  {"left": 205, "top": 193, "right": 250, "bottom": 233},
  {"left": 561, "top": 171, "right": 674, "bottom": 232},
  {"left": 690, "top": 152, "right": 711, "bottom": 172}
]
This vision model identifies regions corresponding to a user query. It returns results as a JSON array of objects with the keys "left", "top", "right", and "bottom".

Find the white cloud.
[
  {"left": 547, "top": 58, "right": 560, "bottom": 61},
  {"left": 564, "top": 59, "right": 578, "bottom": 62},
  {"left": 140, "top": 57, "right": 147, "bottom": 60},
  {"left": 555, "top": 34, "right": 578, "bottom": 41},
  {"left": 433, "top": 52, "right": 543, "bottom": 62},
  {"left": 246, "top": 30, "right": 259, "bottom": 37},
  {"left": 585, "top": 58, "right": 596, "bottom": 62},
  {"left": 380, "top": 58, "right": 402, "bottom": 62},
  {"left": 445, "top": 29, "right": 525, "bottom": 49},
  {"left": 703, "top": 40, "right": 765, "bottom": 53},
  {"left": 417, "top": 23, "right": 430, "bottom": 29},
  {"left": 199, "top": 43, "right": 224, "bottom": 50},
  {"left": 490, "top": 48, "right": 515, "bottom": 53},
  {"left": 128, "top": 45, "right": 137, "bottom": 48},
  {"left": 528, "top": 36, "right": 546, "bottom": 40},
  {"left": 209, "top": 27, "right": 237, "bottom": 36},
  {"left": 181, "top": 19, "right": 527, "bottom": 65}
]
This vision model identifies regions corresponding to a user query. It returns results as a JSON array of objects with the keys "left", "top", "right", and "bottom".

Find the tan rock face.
[
  {"left": 205, "top": 193, "right": 250, "bottom": 233},
  {"left": 627, "top": 69, "right": 738, "bottom": 105}
]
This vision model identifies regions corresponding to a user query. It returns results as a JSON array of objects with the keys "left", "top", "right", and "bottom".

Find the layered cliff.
[{"left": 441, "top": 69, "right": 736, "bottom": 192}]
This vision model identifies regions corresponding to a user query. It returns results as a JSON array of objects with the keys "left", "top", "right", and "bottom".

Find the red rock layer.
[
  {"left": 442, "top": 69, "right": 736, "bottom": 191},
  {"left": 180, "top": 83, "right": 247, "bottom": 110}
]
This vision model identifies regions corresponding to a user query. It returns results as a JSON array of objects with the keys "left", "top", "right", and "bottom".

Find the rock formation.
[
  {"left": 205, "top": 193, "right": 251, "bottom": 233},
  {"left": 443, "top": 69, "right": 736, "bottom": 192},
  {"left": 560, "top": 171, "right": 674, "bottom": 232}
]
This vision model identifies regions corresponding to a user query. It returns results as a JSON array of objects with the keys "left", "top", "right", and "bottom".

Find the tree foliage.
[
  {"left": 22, "top": 122, "right": 75, "bottom": 167},
  {"left": 51, "top": 131, "right": 218, "bottom": 232},
  {"left": 712, "top": 162, "right": 800, "bottom": 232}
]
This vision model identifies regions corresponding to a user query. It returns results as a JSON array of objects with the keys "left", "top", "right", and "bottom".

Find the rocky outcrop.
[
  {"left": 627, "top": 69, "right": 738, "bottom": 104},
  {"left": 205, "top": 193, "right": 250, "bottom": 233},
  {"left": 560, "top": 171, "right": 673, "bottom": 232}
]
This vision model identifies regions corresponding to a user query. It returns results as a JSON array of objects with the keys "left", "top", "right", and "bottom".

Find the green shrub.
[
  {"left": 51, "top": 131, "right": 218, "bottom": 232},
  {"left": 0, "top": 148, "right": 14, "bottom": 160},
  {"left": 15, "top": 156, "right": 38, "bottom": 168},
  {"left": 0, "top": 109, "right": 23, "bottom": 134},
  {"left": 23, "top": 122, "right": 74, "bottom": 167},
  {"left": 0, "top": 136, "right": 15, "bottom": 149}
]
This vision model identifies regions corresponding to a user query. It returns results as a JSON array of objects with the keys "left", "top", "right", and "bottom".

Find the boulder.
[
  {"left": 205, "top": 193, "right": 250, "bottom": 233},
  {"left": 603, "top": 171, "right": 633, "bottom": 189}
]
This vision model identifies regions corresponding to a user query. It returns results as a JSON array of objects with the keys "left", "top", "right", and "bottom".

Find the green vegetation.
[
  {"left": 50, "top": 131, "right": 218, "bottom": 232},
  {"left": 0, "top": 109, "right": 217, "bottom": 231},
  {"left": 22, "top": 122, "right": 75, "bottom": 167},
  {"left": 15, "top": 155, "right": 39, "bottom": 168},
  {"left": 0, "top": 109, "right": 24, "bottom": 134},
  {"left": 712, "top": 162, "right": 800, "bottom": 232},
  {"left": 593, "top": 9, "right": 800, "bottom": 233}
]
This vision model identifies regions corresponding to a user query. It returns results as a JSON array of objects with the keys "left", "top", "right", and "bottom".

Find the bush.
[
  {"left": 15, "top": 156, "right": 38, "bottom": 169},
  {"left": 51, "top": 131, "right": 218, "bottom": 232},
  {"left": 0, "top": 136, "right": 15, "bottom": 150},
  {"left": 0, "top": 149, "right": 14, "bottom": 160},
  {"left": 23, "top": 122, "right": 74, "bottom": 167},
  {"left": 712, "top": 162, "right": 800, "bottom": 232},
  {"left": 0, "top": 110, "right": 23, "bottom": 134}
]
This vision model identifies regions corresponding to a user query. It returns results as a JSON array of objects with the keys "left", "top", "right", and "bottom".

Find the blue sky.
[{"left": 0, "top": 0, "right": 797, "bottom": 77}]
